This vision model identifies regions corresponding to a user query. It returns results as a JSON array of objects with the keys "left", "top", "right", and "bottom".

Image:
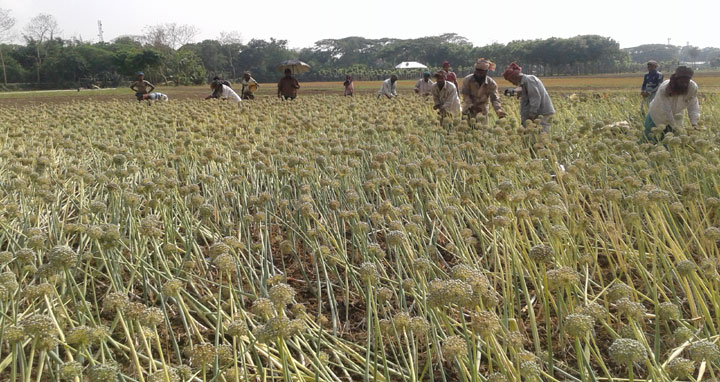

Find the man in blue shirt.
[{"left": 641, "top": 60, "right": 663, "bottom": 105}]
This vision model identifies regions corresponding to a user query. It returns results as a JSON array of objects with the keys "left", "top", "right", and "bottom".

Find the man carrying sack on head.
[{"left": 461, "top": 58, "right": 506, "bottom": 126}]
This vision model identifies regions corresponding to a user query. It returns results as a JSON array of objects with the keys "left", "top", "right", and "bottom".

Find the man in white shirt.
[
  {"left": 414, "top": 71, "right": 434, "bottom": 97},
  {"left": 644, "top": 66, "right": 700, "bottom": 142},
  {"left": 431, "top": 71, "right": 461, "bottom": 119},
  {"left": 206, "top": 81, "right": 242, "bottom": 105},
  {"left": 377, "top": 75, "right": 398, "bottom": 99}
]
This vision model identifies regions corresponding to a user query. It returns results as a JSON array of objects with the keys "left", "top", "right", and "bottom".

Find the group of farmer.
[
  {"left": 129, "top": 69, "right": 294, "bottom": 106},
  {"left": 394, "top": 58, "right": 700, "bottom": 138},
  {"left": 130, "top": 57, "right": 701, "bottom": 141},
  {"left": 387, "top": 59, "right": 555, "bottom": 131}
]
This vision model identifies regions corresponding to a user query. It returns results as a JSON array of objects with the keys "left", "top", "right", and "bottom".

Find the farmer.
[
  {"left": 641, "top": 60, "right": 664, "bottom": 105},
  {"left": 431, "top": 70, "right": 461, "bottom": 118},
  {"left": 130, "top": 72, "right": 154, "bottom": 101},
  {"left": 206, "top": 80, "right": 242, "bottom": 105},
  {"left": 461, "top": 58, "right": 506, "bottom": 125},
  {"left": 644, "top": 66, "right": 700, "bottom": 142},
  {"left": 213, "top": 75, "right": 232, "bottom": 88},
  {"left": 141, "top": 92, "right": 169, "bottom": 102},
  {"left": 377, "top": 75, "right": 398, "bottom": 99},
  {"left": 240, "top": 72, "right": 259, "bottom": 100},
  {"left": 441, "top": 61, "right": 460, "bottom": 91},
  {"left": 414, "top": 71, "right": 434, "bottom": 97},
  {"left": 278, "top": 69, "right": 300, "bottom": 100},
  {"left": 343, "top": 75, "right": 354, "bottom": 97},
  {"left": 502, "top": 62, "right": 555, "bottom": 132}
]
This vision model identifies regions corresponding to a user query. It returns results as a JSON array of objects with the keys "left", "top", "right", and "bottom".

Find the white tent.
[{"left": 395, "top": 61, "right": 428, "bottom": 69}]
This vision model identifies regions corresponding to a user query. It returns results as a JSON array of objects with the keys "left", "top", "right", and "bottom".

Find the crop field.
[
  {"left": 0, "top": 89, "right": 720, "bottom": 382},
  {"left": 2, "top": 72, "right": 720, "bottom": 105}
]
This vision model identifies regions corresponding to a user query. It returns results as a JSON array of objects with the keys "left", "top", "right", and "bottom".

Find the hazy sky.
[{"left": 2, "top": 0, "right": 718, "bottom": 49}]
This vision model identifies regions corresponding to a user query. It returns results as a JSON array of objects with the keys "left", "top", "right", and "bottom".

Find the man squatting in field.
[
  {"left": 378, "top": 75, "right": 398, "bottom": 99},
  {"left": 431, "top": 70, "right": 462, "bottom": 119},
  {"left": 502, "top": 62, "right": 555, "bottom": 132},
  {"left": 641, "top": 60, "right": 663, "bottom": 106},
  {"left": 206, "top": 80, "right": 242, "bottom": 105},
  {"left": 414, "top": 71, "right": 434, "bottom": 97},
  {"left": 130, "top": 72, "right": 155, "bottom": 101},
  {"left": 461, "top": 58, "right": 506, "bottom": 126},
  {"left": 643, "top": 66, "right": 700, "bottom": 142}
]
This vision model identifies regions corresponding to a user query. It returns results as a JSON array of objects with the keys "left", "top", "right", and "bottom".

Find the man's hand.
[
  {"left": 641, "top": 91, "right": 648, "bottom": 97},
  {"left": 497, "top": 110, "right": 507, "bottom": 118}
]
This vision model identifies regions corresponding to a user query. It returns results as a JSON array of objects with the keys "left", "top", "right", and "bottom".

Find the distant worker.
[
  {"left": 213, "top": 75, "right": 232, "bottom": 88},
  {"left": 641, "top": 60, "right": 663, "bottom": 105},
  {"left": 414, "top": 71, "right": 434, "bottom": 97},
  {"left": 130, "top": 72, "right": 155, "bottom": 101},
  {"left": 431, "top": 71, "right": 461, "bottom": 118},
  {"left": 377, "top": 75, "right": 398, "bottom": 99},
  {"left": 461, "top": 58, "right": 506, "bottom": 125},
  {"left": 240, "top": 72, "right": 259, "bottom": 100},
  {"left": 644, "top": 66, "right": 699, "bottom": 142},
  {"left": 278, "top": 69, "right": 300, "bottom": 100},
  {"left": 206, "top": 80, "right": 242, "bottom": 105},
  {"left": 142, "top": 92, "right": 169, "bottom": 102},
  {"left": 210, "top": 76, "right": 233, "bottom": 99},
  {"left": 502, "top": 62, "right": 555, "bottom": 132},
  {"left": 344, "top": 75, "right": 354, "bottom": 97},
  {"left": 441, "top": 61, "right": 459, "bottom": 91}
]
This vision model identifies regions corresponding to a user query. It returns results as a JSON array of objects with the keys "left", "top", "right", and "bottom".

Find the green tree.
[
  {"left": 0, "top": 7, "right": 16, "bottom": 86},
  {"left": 23, "top": 13, "right": 60, "bottom": 82}
]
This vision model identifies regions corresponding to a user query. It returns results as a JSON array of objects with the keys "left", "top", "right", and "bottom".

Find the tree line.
[{"left": 1, "top": 10, "right": 718, "bottom": 90}]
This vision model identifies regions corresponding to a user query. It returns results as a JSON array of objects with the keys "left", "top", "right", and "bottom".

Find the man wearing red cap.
[
  {"left": 461, "top": 58, "right": 506, "bottom": 126},
  {"left": 644, "top": 66, "right": 700, "bottom": 142},
  {"left": 502, "top": 62, "right": 555, "bottom": 132},
  {"left": 431, "top": 71, "right": 461, "bottom": 119},
  {"left": 442, "top": 61, "right": 459, "bottom": 91}
]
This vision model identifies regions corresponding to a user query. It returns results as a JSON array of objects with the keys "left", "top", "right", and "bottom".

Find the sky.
[{"left": 1, "top": 0, "right": 719, "bottom": 49}]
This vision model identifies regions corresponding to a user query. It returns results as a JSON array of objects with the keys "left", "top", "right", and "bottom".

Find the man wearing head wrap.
[
  {"left": 414, "top": 71, "right": 435, "bottom": 97},
  {"left": 461, "top": 58, "right": 506, "bottom": 126},
  {"left": 644, "top": 66, "right": 700, "bottom": 142},
  {"left": 641, "top": 61, "right": 663, "bottom": 105},
  {"left": 431, "top": 70, "right": 462, "bottom": 118},
  {"left": 442, "top": 61, "right": 459, "bottom": 91},
  {"left": 502, "top": 62, "right": 555, "bottom": 132}
]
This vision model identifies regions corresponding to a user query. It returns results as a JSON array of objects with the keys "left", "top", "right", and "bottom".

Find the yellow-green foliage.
[{"left": 0, "top": 94, "right": 719, "bottom": 382}]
